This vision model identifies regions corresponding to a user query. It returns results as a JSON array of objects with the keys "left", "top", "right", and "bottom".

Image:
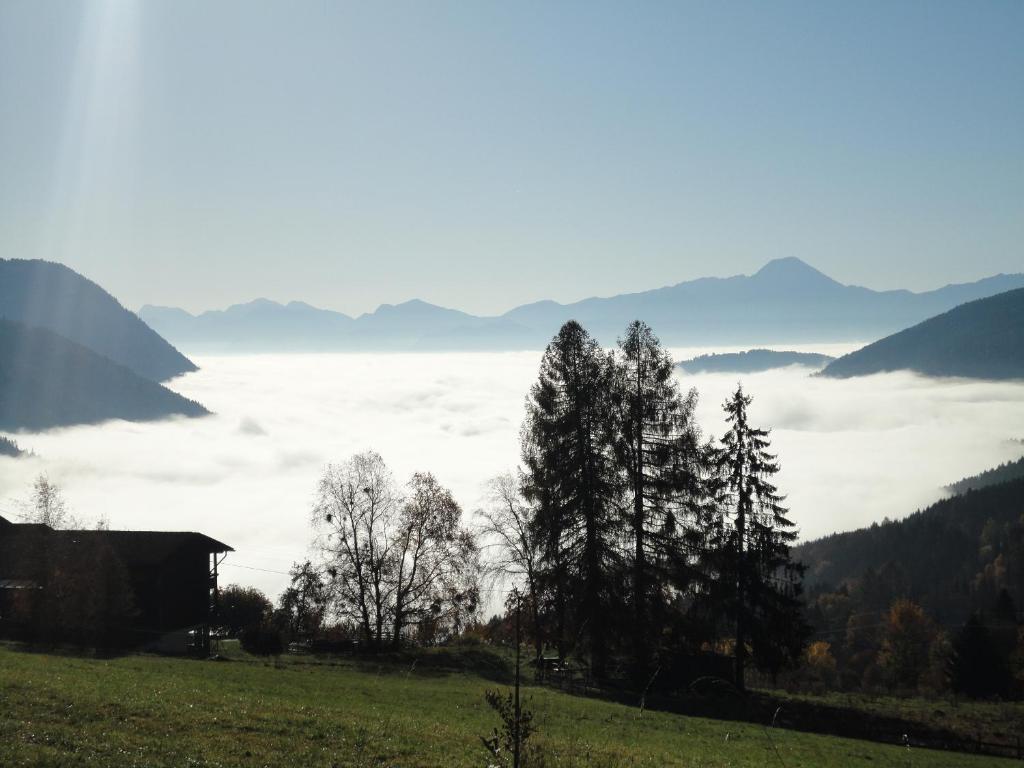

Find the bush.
[
  {"left": 240, "top": 624, "right": 284, "bottom": 656},
  {"left": 216, "top": 585, "right": 272, "bottom": 638}
]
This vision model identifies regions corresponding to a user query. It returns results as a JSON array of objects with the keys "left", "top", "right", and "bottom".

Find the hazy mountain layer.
[
  {"left": 821, "top": 288, "right": 1024, "bottom": 380},
  {"left": 677, "top": 349, "right": 834, "bottom": 374},
  {"left": 140, "top": 258, "right": 1024, "bottom": 351},
  {"left": 0, "top": 259, "right": 197, "bottom": 381},
  {"left": 140, "top": 298, "right": 534, "bottom": 352},
  {"left": 0, "top": 319, "right": 208, "bottom": 431}
]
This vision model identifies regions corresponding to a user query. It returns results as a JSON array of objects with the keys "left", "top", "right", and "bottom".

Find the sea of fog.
[{"left": 2, "top": 345, "right": 1023, "bottom": 602}]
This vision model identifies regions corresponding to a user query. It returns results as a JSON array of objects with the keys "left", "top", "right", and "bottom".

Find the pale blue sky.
[{"left": 0, "top": 1, "right": 1021, "bottom": 315}]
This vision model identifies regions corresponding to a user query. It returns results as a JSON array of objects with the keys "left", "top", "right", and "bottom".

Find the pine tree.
[
  {"left": 522, "top": 320, "right": 621, "bottom": 676},
  {"left": 713, "top": 385, "right": 806, "bottom": 689},
  {"left": 948, "top": 613, "right": 1009, "bottom": 698},
  {"left": 612, "top": 320, "right": 705, "bottom": 681}
]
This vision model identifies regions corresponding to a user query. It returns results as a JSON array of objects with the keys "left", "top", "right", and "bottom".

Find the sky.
[
  {"left": 0, "top": 1, "right": 1021, "bottom": 316},
  {"left": 2, "top": 348, "right": 1022, "bottom": 602}
]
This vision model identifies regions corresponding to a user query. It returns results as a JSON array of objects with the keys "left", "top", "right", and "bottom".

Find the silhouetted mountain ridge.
[
  {"left": 0, "top": 259, "right": 197, "bottom": 381},
  {"left": 821, "top": 288, "right": 1024, "bottom": 380},
  {"left": 0, "top": 319, "right": 208, "bottom": 431}
]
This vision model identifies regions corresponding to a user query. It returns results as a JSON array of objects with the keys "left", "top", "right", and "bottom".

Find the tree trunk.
[
  {"left": 735, "top": 495, "right": 747, "bottom": 692},
  {"left": 392, "top": 603, "right": 403, "bottom": 649},
  {"left": 633, "top": 414, "right": 648, "bottom": 682}
]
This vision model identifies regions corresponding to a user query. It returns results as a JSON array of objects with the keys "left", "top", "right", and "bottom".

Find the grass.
[
  {"left": 0, "top": 642, "right": 1016, "bottom": 767},
  {"left": 765, "top": 688, "right": 1024, "bottom": 748}
]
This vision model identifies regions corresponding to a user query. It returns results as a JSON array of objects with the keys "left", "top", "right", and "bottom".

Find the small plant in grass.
[{"left": 480, "top": 688, "right": 541, "bottom": 767}]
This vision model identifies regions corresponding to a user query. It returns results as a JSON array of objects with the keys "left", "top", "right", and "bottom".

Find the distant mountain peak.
[
  {"left": 753, "top": 257, "right": 837, "bottom": 283},
  {"left": 239, "top": 298, "right": 281, "bottom": 310},
  {"left": 366, "top": 298, "right": 461, "bottom": 317}
]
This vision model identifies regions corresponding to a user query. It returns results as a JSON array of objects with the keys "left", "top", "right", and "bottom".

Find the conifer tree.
[
  {"left": 948, "top": 613, "right": 1009, "bottom": 698},
  {"left": 522, "top": 320, "right": 621, "bottom": 675},
  {"left": 713, "top": 385, "right": 806, "bottom": 689},
  {"left": 612, "top": 320, "right": 705, "bottom": 681}
]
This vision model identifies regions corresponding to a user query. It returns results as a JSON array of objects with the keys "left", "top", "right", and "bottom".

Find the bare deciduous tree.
[
  {"left": 313, "top": 451, "right": 400, "bottom": 649},
  {"left": 392, "top": 472, "right": 479, "bottom": 647},
  {"left": 312, "top": 451, "right": 478, "bottom": 650},
  {"left": 23, "top": 474, "right": 76, "bottom": 529},
  {"left": 477, "top": 471, "right": 544, "bottom": 661}
]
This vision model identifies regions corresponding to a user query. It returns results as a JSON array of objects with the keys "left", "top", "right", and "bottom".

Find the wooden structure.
[{"left": 0, "top": 514, "right": 232, "bottom": 652}]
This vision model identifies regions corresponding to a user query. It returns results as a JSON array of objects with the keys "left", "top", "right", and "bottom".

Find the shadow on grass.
[
  {"left": 218, "top": 642, "right": 515, "bottom": 685},
  {"left": 593, "top": 681, "right": 1022, "bottom": 760},
  {"left": 2, "top": 639, "right": 136, "bottom": 661},
  {"left": 326, "top": 646, "right": 514, "bottom": 684}
]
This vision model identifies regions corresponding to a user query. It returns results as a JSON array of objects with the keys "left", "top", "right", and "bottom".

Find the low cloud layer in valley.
[{"left": 2, "top": 346, "right": 1022, "bottom": 601}]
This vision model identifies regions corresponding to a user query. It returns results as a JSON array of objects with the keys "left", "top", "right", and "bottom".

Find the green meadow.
[{"left": 0, "top": 644, "right": 1015, "bottom": 767}]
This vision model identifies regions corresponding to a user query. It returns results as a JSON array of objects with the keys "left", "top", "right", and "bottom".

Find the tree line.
[
  {"left": 794, "top": 476, "right": 1024, "bottom": 699},
  {"left": 494, "top": 320, "right": 805, "bottom": 689},
  {"left": 231, "top": 320, "right": 807, "bottom": 691}
]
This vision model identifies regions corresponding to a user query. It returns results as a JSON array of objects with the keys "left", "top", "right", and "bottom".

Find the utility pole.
[
  {"left": 735, "top": 419, "right": 747, "bottom": 693},
  {"left": 513, "top": 588, "right": 521, "bottom": 768}
]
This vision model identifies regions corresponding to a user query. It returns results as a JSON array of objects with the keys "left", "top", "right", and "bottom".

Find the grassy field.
[
  {"left": 766, "top": 688, "right": 1024, "bottom": 750},
  {"left": 0, "top": 643, "right": 1016, "bottom": 768}
]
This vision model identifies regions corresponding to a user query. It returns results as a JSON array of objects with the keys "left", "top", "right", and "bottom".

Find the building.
[{"left": 0, "top": 514, "right": 232, "bottom": 653}]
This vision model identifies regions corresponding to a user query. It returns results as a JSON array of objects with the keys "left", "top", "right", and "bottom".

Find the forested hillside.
[
  {"left": 678, "top": 349, "right": 834, "bottom": 373},
  {"left": 796, "top": 477, "right": 1024, "bottom": 624},
  {"left": 947, "top": 456, "right": 1024, "bottom": 495},
  {"left": 821, "top": 288, "right": 1024, "bottom": 380},
  {"left": 0, "top": 259, "right": 197, "bottom": 381},
  {"left": 0, "top": 319, "right": 208, "bottom": 430}
]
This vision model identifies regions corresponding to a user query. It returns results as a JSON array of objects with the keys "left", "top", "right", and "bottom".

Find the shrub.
[
  {"left": 240, "top": 623, "right": 284, "bottom": 656},
  {"left": 216, "top": 585, "right": 272, "bottom": 638}
]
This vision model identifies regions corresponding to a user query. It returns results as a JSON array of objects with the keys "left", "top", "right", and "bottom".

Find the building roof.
[
  {"left": 60, "top": 530, "right": 234, "bottom": 563},
  {"left": 0, "top": 515, "right": 233, "bottom": 577}
]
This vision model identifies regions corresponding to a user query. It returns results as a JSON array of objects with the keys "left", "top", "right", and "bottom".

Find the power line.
[{"left": 220, "top": 562, "right": 291, "bottom": 576}]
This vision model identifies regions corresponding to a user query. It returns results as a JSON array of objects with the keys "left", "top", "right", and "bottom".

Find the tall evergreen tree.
[
  {"left": 522, "top": 320, "right": 621, "bottom": 675},
  {"left": 612, "top": 320, "right": 705, "bottom": 681},
  {"left": 713, "top": 385, "right": 806, "bottom": 689},
  {"left": 948, "top": 613, "right": 1009, "bottom": 698}
]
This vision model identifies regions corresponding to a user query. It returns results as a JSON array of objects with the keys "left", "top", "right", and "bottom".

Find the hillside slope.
[
  {"left": 0, "top": 259, "right": 197, "bottom": 381},
  {"left": 821, "top": 288, "right": 1024, "bottom": 380},
  {"left": 948, "top": 456, "right": 1024, "bottom": 495},
  {"left": 0, "top": 319, "right": 208, "bottom": 431},
  {"left": 0, "top": 646, "right": 1005, "bottom": 767},
  {"left": 794, "top": 477, "right": 1024, "bottom": 622}
]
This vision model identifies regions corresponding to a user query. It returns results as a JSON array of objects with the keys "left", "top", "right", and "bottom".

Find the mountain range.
[
  {"left": 139, "top": 258, "right": 1024, "bottom": 352},
  {"left": 0, "top": 319, "right": 207, "bottom": 431},
  {"left": 821, "top": 287, "right": 1024, "bottom": 380},
  {"left": 0, "top": 259, "right": 207, "bottom": 432},
  {"left": 0, "top": 259, "right": 196, "bottom": 382}
]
